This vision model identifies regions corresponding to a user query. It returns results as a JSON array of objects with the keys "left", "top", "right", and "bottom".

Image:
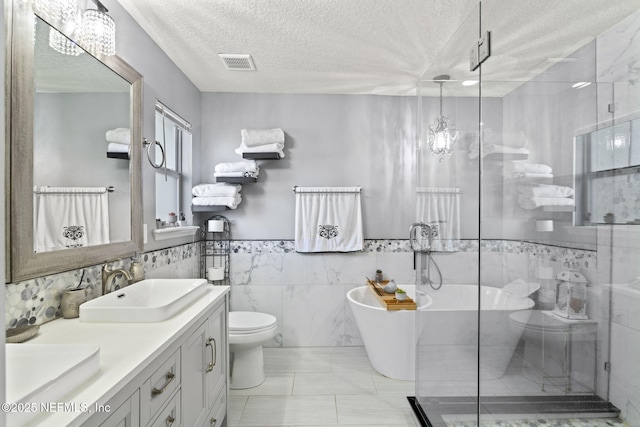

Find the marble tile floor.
[
  {"left": 228, "top": 347, "right": 625, "bottom": 427},
  {"left": 228, "top": 346, "right": 420, "bottom": 427}
]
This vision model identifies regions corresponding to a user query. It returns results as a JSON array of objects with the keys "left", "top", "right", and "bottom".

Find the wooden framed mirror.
[{"left": 6, "top": 0, "right": 143, "bottom": 281}]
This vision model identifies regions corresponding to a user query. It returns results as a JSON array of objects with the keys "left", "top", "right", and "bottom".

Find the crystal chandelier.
[
  {"left": 428, "top": 75, "right": 459, "bottom": 161},
  {"left": 32, "top": 0, "right": 116, "bottom": 57}
]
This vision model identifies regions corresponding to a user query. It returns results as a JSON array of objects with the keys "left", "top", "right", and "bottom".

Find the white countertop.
[{"left": 16, "top": 285, "right": 229, "bottom": 427}]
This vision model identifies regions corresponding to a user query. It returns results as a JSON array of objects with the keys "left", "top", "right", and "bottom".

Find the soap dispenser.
[{"left": 129, "top": 251, "right": 145, "bottom": 284}]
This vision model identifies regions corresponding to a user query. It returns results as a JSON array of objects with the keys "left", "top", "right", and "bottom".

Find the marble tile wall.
[
  {"left": 5, "top": 242, "right": 200, "bottom": 329},
  {"left": 227, "top": 239, "right": 599, "bottom": 350}
]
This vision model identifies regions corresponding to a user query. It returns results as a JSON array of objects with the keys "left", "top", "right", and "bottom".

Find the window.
[
  {"left": 154, "top": 102, "right": 192, "bottom": 224},
  {"left": 575, "top": 117, "right": 640, "bottom": 225}
]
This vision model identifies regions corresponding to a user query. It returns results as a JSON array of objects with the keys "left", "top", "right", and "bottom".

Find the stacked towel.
[
  {"left": 517, "top": 183, "right": 574, "bottom": 209},
  {"left": 214, "top": 160, "right": 260, "bottom": 178},
  {"left": 503, "top": 161, "right": 553, "bottom": 179},
  {"left": 469, "top": 130, "right": 529, "bottom": 159},
  {"left": 192, "top": 183, "right": 241, "bottom": 197},
  {"left": 106, "top": 128, "right": 130, "bottom": 158},
  {"left": 469, "top": 141, "right": 530, "bottom": 159},
  {"left": 192, "top": 183, "right": 243, "bottom": 209},
  {"left": 517, "top": 184, "right": 573, "bottom": 198},
  {"left": 106, "top": 128, "right": 130, "bottom": 144},
  {"left": 235, "top": 128, "right": 286, "bottom": 158},
  {"left": 517, "top": 196, "right": 574, "bottom": 209}
]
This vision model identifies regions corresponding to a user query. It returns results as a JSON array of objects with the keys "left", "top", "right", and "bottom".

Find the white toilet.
[{"left": 228, "top": 311, "right": 277, "bottom": 389}]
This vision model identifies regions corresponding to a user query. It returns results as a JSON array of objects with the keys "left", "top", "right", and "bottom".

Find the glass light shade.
[
  {"left": 33, "top": 0, "right": 79, "bottom": 25},
  {"left": 428, "top": 116, "right": 459, "bottom": 161},
  {"left": 81, "top": 9, "right": 116, "bottom": 56},
  {"left": 49, "top": 27, "right": 82, "bottom": 56}
]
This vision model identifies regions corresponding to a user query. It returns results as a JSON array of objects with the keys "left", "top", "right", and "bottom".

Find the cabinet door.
[
  {"left": 205, "top": 304, "right": 226, "bottom": 412},
  {"left": 181, "top": 320, "right": 208, "bottom": 427},
  {"left": 100, "top": 390, "right": 140, "bottom": 427}
]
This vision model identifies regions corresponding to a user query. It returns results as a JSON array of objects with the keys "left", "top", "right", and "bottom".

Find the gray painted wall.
[
  {"left": 101, "top": 0, "right": 203, "bottom": 251},
  {"left": 199, "top": 93, "right": 499, "bottom": 241}
]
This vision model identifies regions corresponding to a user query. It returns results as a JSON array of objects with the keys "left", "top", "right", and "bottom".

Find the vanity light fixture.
[
  {"left": 428, "top": 75, "right": 459, "bottom": 161},
  {"left": 81, "top": 0, "right": 116, "bottom": 56},
  {"left": 33, "top": 0, "right": 83, "bottom": 55},
  {"left": 33, "top": 0, "right": 116, "bottom": 56}
]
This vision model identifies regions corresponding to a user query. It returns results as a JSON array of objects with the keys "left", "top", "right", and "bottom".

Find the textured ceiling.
[{"left": 115, "top": 0, "right": 640, "bottom": 96}]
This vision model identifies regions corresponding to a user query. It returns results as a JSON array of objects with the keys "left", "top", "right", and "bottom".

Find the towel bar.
[{"left": 292, "top": 186, "right": 361, "bottom": 193}]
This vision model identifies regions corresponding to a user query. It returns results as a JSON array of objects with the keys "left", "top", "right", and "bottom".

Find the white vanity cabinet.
[
  {"left": 182, "top": 302, "right": 227, "bottom": 427},
  {"left": 79, "top": 292, "right": 229, "bottom": 427}
]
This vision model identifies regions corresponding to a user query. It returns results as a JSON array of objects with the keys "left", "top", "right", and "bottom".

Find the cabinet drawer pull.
[
  {"left": 205, "top": 337, "right": 217, "bottom": 373},
  {"left": 165, "top": 414, "right": 175, "bottom": 427},
  {"left": 210, "top": 417, "right": 217, "bottom": 426},
  {"left": 151, "top": 372, "right": 175, "bottom": 397}
]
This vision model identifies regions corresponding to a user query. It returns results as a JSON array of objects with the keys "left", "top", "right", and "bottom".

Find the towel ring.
[{"left": 143, "top": 138, "right": 165, "bottom": 169}]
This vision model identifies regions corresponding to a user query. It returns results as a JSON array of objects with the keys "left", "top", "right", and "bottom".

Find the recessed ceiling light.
[
  {"left": 572, "top": 81, "right": 591, "bottom": 89},
  {"left": 462, "top": 80, "right": 478, "bottom": 86}
]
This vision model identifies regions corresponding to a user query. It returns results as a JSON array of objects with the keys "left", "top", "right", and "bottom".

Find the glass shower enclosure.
[{"left": 412, "top": 2, "right": 640, "bottom": 426}]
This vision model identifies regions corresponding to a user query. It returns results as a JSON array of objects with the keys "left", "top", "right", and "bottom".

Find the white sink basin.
[
  {"left": 79, "top": 278, "right": 208, "bottom": 322},
  {"left": 6, "top": 343, "right": 100, "bottom": 426}
]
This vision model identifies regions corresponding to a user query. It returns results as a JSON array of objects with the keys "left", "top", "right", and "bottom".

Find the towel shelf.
[
  {"left": 191, "top": 205, "right": 228, "bottom": 213},
  {"left": 242, "top": 152, "right": 281, "bottom": 160},
  {"left": 215, "top": 177, "right": 257, "bottom": 184},
  {"left": 107, "top": 152, "right": 129, "bottom": 160}
]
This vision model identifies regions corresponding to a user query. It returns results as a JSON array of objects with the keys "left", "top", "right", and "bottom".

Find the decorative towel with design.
[
  {"left": 34, "top": 186, "right": 110, "bottom": 252},
  {"left": 416, "top": 187, "right": 461, "bottom": 252},
  {"left": 294, "top": 187, "right": 363, "bottom": 253}
]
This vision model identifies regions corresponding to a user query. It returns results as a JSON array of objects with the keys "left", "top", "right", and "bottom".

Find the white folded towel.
[
  {"left": 192, "top": 195, "right": 242, "bottom": 209},
  {"left": 214, "top": 160, "right": 258, "bottom": 173},
  {"left": 469, "top": 143, "right": 530, "bottom": 159},
  {"left": 517, "top": 184, "right": 574, "bottom": 198},
  {"left": 105, "top": 128, "right": 130, "bottom": 144},
  {"left": 518, "top": 195, "right": 574, "bottom": 209},
  {"left": 192, "top": 183, "right": 241, "bottom": 197},
  {"left": 504, "top": 161, "right": 552, "bottom": 175},
  {"left": 107, "top": 142, "right": 129, "bottom": 153},
  {"left": 503, "top": 172, "right": 554, "bottom": 179},
  {"left": 241, "top": 128, "right": 284, "bottom": 147},
  {"left": 235, "top": 141, "right": 285, "bottom": 158}
]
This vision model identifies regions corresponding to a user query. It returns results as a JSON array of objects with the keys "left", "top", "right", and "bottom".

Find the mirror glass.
[
  {"left": 33, "top": 16, "right": 132, "bottom": 252},
  {"left": 8, "top": 3, "right": 142, "bottom": 281}
]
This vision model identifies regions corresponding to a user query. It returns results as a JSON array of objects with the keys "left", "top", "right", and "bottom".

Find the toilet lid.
[
  {"left": 229, "top": 311, "right": 277, "bottom": 332},
  {"left": 509, "top": 310, "right": 568, "bottom": 332}
]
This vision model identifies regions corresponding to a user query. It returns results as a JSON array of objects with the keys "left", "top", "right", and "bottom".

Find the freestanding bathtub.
[
  {"left": 347, "top": 285, "right": 430, "bottom": 380},
  {"left": 347, "top": 284, "right": 534, "bottom": 381}
]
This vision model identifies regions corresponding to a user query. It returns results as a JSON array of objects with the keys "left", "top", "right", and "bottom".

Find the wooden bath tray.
[{"left": 366, "top": 280, "right": 416, "bottom": 311}]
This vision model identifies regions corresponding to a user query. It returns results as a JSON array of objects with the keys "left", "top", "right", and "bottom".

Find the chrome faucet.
[{"left": 102, "top": 260, "right": 133, "bottom": 295}]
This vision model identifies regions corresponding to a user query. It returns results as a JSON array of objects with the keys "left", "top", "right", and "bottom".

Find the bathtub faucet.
[{"left": 409, "top": 222, "right": 433, "bottom": 252}]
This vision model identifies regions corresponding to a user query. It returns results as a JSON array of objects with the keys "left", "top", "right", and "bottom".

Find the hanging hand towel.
[
  {"left": 34, "top": 187, "right": 110, "bottom": 252},
  {"left": 416, "top": 187, "right": 460, "bottom": 252},
  {"left": 295, "top": 187, "right": 363, "bottom": 253}
]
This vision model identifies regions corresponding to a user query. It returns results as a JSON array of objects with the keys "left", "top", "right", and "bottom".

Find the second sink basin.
[{"left": 80, "top": 278, "right": 208, "bottom": 322}]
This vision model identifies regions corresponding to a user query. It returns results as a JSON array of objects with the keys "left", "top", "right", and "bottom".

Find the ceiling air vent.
[{"left": 218, "top": 54, "right": 256, "bottom": 71}]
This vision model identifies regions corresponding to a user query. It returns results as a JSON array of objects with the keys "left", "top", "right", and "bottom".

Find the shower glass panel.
[
  {"left": 413, "top": 2, "right": 640, "bottom": 427},
  {"left": 478, "top": 1, "right": 640, "bottom": 425},
  {"left": 413, "top": 4, "right": 481, "bottom": 427}
]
